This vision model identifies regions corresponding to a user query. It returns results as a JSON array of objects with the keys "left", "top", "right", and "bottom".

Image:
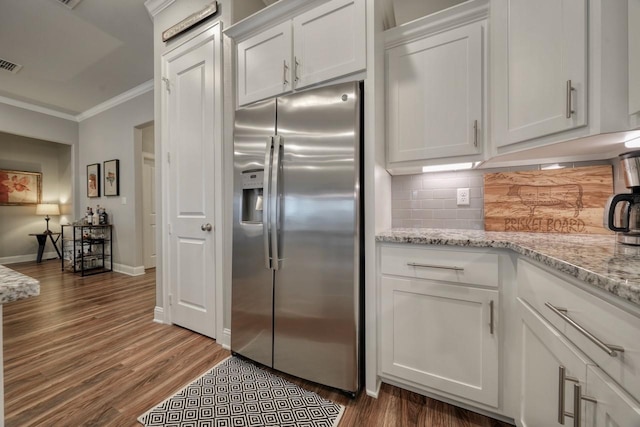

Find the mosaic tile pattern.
[{"left": 139, "top": 356, "right": 344, "bottom": 427}]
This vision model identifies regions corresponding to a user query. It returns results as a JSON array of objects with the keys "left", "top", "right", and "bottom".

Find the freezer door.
[
  {"left": 231, "top": 99, "right": 276, "bottom": 367},
  {"left": 273, "top": 82, "right": 361, "bottom": 392}
]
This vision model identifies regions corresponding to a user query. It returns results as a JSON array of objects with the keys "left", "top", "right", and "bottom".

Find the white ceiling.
[{"left": 0, "top": 0, "right": 153, "bottom": 116}]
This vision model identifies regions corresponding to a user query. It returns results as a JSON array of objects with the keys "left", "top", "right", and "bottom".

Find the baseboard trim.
[
  {"left": 153, "top": 306, "right": 165, "bottom": 323},
  {"left": 112, "top": 264, "right": 146, "bottom": 276},
  {"left": 366, "top": 379, "right": 382, "bottom": 399},
  {"left": 0, "top": 252, "right": 59, "bottom": 265},
  {"left": 221, "top": 328, "right": 231, "bottom": 350}
]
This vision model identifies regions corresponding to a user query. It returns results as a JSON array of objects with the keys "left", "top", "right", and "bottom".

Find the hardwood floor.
[{"left": 4, "top": 260, "right": 513, "bottom": 426}]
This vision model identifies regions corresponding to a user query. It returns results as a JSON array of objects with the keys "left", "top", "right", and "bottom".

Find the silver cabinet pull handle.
[
  {"left": 271, "top": 136, "right": 282, "bottom": 271},
  {"left": 489, "top": 300, "right": 494, "bottom": 335},
  {"left": 473, "top": 120, "right": 478, "bottom": 147},
  {"left": 283, "top": 60, "right": 289, "bottom": 86},
  {"left": 263, "top": 137, "right": 274, "bottom": 269},
  {"left": 566, "top": 80, "right": 575, "bottom": 118},
  {"left": 406, "top": 262, "right": 464, "bottom": 271},
  {"left": 201, "top": 223, "right": 212, "bottom": 232},
  {"left": 545, "top": 302, "right": 624, "bottom": 357},
  {"left": 558, "top": 366, "right": 579, "bottom": 424},
  {"left": 572, "top": 383, "right": 597, "bottom": 427},
  {"left": 294, "top": 56, "right": 300, "bottom": 83}
]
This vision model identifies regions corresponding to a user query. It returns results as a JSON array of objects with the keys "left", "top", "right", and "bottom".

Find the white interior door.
[
  {"left": 163, "top": 24, "right": 222, "bottom": 338},
  {"left": 142, "top": 153, "right": 156, "bottom": 269}
]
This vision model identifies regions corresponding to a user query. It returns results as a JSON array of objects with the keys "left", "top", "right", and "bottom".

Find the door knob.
[{"left": 201, "top": 223, "right": 212, "bottom": 232}]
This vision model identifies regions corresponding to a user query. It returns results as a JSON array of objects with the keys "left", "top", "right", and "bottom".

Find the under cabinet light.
[
  {"left": 422, "top": 162, "right": 478, "bottom": 173},
  {"left": 625, "top": 136, "right": 640, "bottom": 148},
  {"left": 541, "top": 163, "right": 566, "bottom": 170}
]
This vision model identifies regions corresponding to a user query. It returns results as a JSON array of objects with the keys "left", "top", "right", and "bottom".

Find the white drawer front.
[
  {"left": 518, "top": 258, "right": 640, "bottom": 400},
  {"left": 380, "top": 245, "right": 499, "bottom": 288}
]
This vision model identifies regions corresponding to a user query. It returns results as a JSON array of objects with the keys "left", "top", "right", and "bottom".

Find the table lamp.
[{"left": 36, "top": 203, "right": 60, "bottom": 234}]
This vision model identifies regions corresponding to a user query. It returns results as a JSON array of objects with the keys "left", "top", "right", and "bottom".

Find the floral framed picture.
[
  {"left": 0, "top": 169, "right": 42, "bottom": 206},
  {"left": 104, "top": 159, "right": 120, "bottom": 196},
  {"left": 87, "top": 163, "right": 100, "bottom": 198}
]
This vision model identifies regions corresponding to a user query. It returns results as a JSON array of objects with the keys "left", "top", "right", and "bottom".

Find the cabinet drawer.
[
  {"left": 518, "top": 258, "right": 640, "bottom": 400},
  {"left": 380, "top": 245, "right": 499, "bottom": 288}
]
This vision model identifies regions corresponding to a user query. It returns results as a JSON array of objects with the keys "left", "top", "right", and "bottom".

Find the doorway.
[{"left": 140, "top": 123, "right": 156, "bottom": 270}]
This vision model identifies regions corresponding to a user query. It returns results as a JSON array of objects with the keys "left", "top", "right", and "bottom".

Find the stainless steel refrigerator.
[{"left": 231, "top": 81, "right": 362, "bottom": 393}]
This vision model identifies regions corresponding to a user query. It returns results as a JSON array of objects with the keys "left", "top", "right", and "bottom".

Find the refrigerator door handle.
[
  {"left": 263, "top": 137, "right": 274, "bottom": 269},
  {"left": 271, "top": 135, "right": 282, "bottom": 270}
]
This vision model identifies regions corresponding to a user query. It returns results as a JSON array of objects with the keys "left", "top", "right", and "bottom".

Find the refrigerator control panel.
[{"left": 242, "top": 170, "right": 264, "bottom": 189}]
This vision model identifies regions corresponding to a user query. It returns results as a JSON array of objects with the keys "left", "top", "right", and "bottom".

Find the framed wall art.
[
  {"left": 87, "top": 163, "right": 100, "bottom": 198},
  {"left": 104, "top": 159, "right": 120, "bottom": 196},
  {"left": 0, "top": 169, "right": 42, "bottom": 206}
]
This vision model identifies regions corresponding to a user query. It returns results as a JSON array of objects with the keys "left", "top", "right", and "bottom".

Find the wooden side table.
[{"left": 29, "top": 232, "right": 61, "bottom": 263}]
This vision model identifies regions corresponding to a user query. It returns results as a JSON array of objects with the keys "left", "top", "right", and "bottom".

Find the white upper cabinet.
[
  {"left": 237, "top": 22, "right": 293, "bottom": 106},
  {"left": 386, "top": 21, "right": 483, "bottom": 164},
  {"left": 492, "top": 0, "right": 587, "bottom": 148},
  {"left": 232, "top": 0, "right": 366, "bottom": 107},
  {"left": 491, "top": 0, "right": 632, "bottom": 156},
  {"left": 293, "top": 0, "right": 366, "bottom": 90},
  {"left": 384, "top": 0, "right": 488, "bottom": 172}
]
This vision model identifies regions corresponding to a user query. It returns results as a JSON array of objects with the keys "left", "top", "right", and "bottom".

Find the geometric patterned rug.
[{"left": 137, "top": 356, "right": 345, "bottom": 426}]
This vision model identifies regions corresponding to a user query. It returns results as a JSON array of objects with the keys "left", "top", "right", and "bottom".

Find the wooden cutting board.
[{"left": 484, "top": 165, "right": 614, "bottom": 234}]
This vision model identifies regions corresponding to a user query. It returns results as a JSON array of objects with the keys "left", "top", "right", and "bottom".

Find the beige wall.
[
  {"left": 0, "top": 132, "right": 73, "bottom": 262},
  {"left": 78, "top": 91, "right": 153, "bottom": 271}
]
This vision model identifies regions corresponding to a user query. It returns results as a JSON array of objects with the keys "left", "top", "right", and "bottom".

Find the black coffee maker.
[{"left": 604, "top": 151, "right": 640, "bottom": 245}]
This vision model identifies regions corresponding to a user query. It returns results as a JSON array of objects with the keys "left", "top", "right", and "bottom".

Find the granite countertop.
[
  {"left": 0, "top": 264, "right": 40, "bottom": 304},
  {"left": 376, "top": 228, "right": 640, "bottom": 308}
]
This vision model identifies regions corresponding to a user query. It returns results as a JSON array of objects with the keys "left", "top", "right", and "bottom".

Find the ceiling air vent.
[
  {"left": 55, "top": 0, "right": 83, "bottom": 10},
  {"left": 0, "top": 58, "right": 23, "bottom": 74}
]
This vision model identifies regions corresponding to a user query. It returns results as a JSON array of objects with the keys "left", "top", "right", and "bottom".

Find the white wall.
[
  {"left": 78, "top": 90, "right": 153, "bottom": 272},
  {"left": 0, "top": 103, "right": 78, "bottom": 146},
  {"left": 0, "top": 132, "right": 73, "bottom": 262}
]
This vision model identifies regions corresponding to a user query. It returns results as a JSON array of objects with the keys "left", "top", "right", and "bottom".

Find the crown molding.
[
  {"left": 76, "top": 80, "right": 154, "bottom": 122},
  {"left": 224, "top": 0, "right": 320, "bottom": 41},
  {"left": 144, "top": 0, "right": 175, "bottom": 19},
  {"left": 0, "top": 95, "right": 77, "bottom": 122},
  {"left": 0, "top": 79, "right": 154, "bottom": 123}
]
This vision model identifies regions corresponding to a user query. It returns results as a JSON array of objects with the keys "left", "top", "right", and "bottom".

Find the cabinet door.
[
  {"left": 237, "top": 21, "right": 292, "bottom": 106},
  {"left": 380, "top": 276, "right": 499, "bottom": 406},
  {"left": 292, "top": 0, "right": 365, "bottom": 90},
  {"left": 386, "top": 21, "right": 483, "bottom": 163},
  {"left": 493, "top": 0, "right": 587, "bottom": 147},
  {"left": 518, "top": 299, "right": 590, "bottom": 427},
  {"left": 584, "top": 366, "right": 640, "bottom": 427}
]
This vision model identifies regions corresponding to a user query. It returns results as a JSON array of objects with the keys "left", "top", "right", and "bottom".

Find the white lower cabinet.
[
  {"left": 376, "top": 244, "right": 640, "bottom": 425},
  {"left": 379, "top": 255, "right": 500, "bottom": 407},
  {"left": 518, "top": 299, "right": 589, "bottom": 427},
  {"left": 585, "top": 365, "right": 640, "bottom": 427}
]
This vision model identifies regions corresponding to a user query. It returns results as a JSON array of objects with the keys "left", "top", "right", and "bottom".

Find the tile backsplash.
[{"left": 391, "top": 159, "right": 621, "bottom": 229}]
